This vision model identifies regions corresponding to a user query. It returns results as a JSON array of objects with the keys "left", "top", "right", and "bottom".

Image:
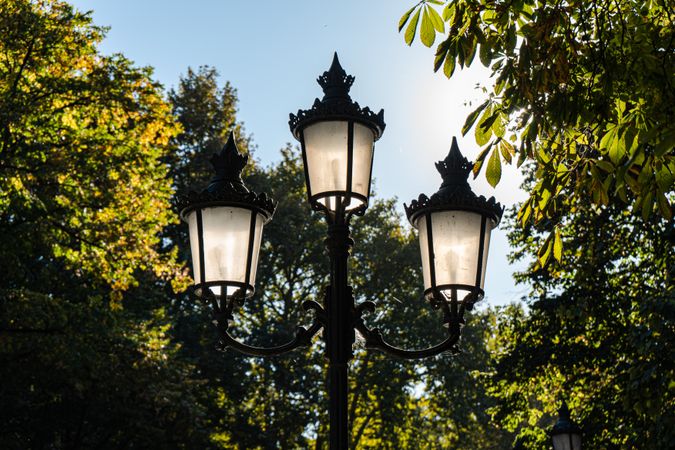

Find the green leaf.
[
  {"left": 596, "top": 160, "right": 615, "bottom": 173},
  {"left": 475, "top": 106, "right": 495, "bottom": 146},
  {"left": 473, "top": 142, "right": 493, "bottom": 177},
  {"left": 537, "top": 233, "right": 554, "bottom": 267},
  {"left": 517, "top": 199, "right": 533, "bottom": 224},
  {"left": 442, "top": 3, "right": 455, "bottom": 21},
  {"left": 500, "top": 140, "right": 513, "bottom": 163},
  {"left": 486, "top": 147, "right": 502, "bottom": 187},
  {"left": 553, "top": 227, "right": 563, "bottom": 263},
  {"left": 493, "top": 113, "right": 505, "bottom": 138},
  {"left": 641, "top": 190, "right": 654, "bottom": 220},
  {"left": 420, "top": 8, "right": 436, "bottom": 47},
  {"left": 398, "top": 6, "right": 417, "bottom": 32},
  {"left": 464, "top": 36, "right": 477, "bottom": 66},
  {"left": 655, "top": 127, "right": 675, "bottom": 157},
  {"left": 462, "top": 100, "right": 489, "bottom": 136},
  {"left": 657, "top": 190, "right": 672, "bottom": 220},
  {"left": 427, "top": 5, "right": 445, "bottom": 33},
  {"left": 479, "top": 43, "right": 491, "bottom": 67},
  {"left": 404, "top": 8, "right": 422, "bottom": 45},
  {"left": 443, "top": 53, "right": 456, "bottom": 77},
  {"left": 434, "top": 48, "right": 448, "bottom": 72}
]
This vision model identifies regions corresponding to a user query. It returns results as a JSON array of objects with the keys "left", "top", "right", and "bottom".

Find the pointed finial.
[
  {"left": 435, "top": 136, "right": 473, "bottom": 188},
  {"left": 558, "top": 400, "right": 571, "bottom": 419},
  {"left": 317, "top": 52, "right": 354, "bottom": 100},
  {"left": 207, "top": 131, "right": 249, "bottom": 193}
]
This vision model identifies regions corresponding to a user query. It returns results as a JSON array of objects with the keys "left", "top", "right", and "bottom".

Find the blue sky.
[{"left": 70, "top": 0, "right": 530, "bottom": 306}]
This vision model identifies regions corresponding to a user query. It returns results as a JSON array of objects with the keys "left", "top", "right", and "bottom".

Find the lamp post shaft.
[{"left": 325, "top": 220, "right": 354, "bottom": 450}]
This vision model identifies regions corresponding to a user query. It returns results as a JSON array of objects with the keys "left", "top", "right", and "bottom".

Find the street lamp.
[
  {"left": 550, "top": 401, "right": 583, "bottom": 450},
  {"left": 178, "top": 53, "right": 503, "bottom": 450}
]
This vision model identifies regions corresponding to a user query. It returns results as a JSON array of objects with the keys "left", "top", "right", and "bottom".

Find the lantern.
[
  {"left": 289, "top": 53, "right": 385, "bottom": 213},
  {"left": 405, "top": 137, "right": 503, "bottom": 306},
  {"left": 551, "top": 401, "right": 583, "bottom": 450},
  {"left": 178, "top": 133, "right": 276, "bottom": 299}
]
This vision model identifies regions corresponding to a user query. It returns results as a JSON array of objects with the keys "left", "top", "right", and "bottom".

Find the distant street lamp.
[
  {"left": 550, "top": 401, "right": 583, "bottom": 450},
  {"left": 178, "top": 53, "right": 503, "bottom": 450}
]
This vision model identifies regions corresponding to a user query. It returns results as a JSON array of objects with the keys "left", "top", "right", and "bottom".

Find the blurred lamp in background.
[{"left": 551, "top": 401, "right": 583, "bottom": 450}]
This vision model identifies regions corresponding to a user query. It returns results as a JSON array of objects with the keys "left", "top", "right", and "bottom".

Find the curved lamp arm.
[
  {"left": 217, "top": 321, "right": 323, "bottom": 357},
  {"left": 353, "top": 300, "right": 463, "bottom": 360},
  {"left": 203, "top": 288, "right": 325, "bottom": 357}
]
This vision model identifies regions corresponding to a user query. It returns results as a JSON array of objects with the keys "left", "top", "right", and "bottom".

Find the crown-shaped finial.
[
  {"left": 207, "top": 131, "right": 249, "bottom": 193},
  {"left": 317, "top": 52, "right": 355, "bottom": 100},
  {"left": 435, "top": 137, "right": 473, "bottom": 188}
]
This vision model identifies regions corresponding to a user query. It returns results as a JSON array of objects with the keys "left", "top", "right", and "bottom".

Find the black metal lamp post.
[
  {"left": 178, "top": 53, "right": 503, "bottom": 450},
  {"left": 550, "top": 401, "right": 583, "bottom": 450}
]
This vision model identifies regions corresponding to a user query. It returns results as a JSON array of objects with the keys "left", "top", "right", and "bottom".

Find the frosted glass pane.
[
  {"left": 478, "top": 219, "right": 495, "bottom": 289},
  {"left": 248, "top": 213, "right": 265, "bottom": 287},
  {"left": 552, "top": 434, "right": 581, "bottom": 450},
  {"left": 303, "top": 121, "right": 348, "bottom": 195},
  {"left": 430, "top": 210, "right": 482, "bottom": 288},
  {"left": 303, "top": 121, "right": 374, "bottom": 212},
  {"left": 186, "top": 207, "right": 266, "bottom": 298},
  {"left": 201, "top": 206, "right": 251, "bottom": 286},
  {"left": 187, "top": 211, "right": 202, "bottom": 283},
  {"left": 416, "top": 215, "right": 432, "bottom": 290},
  {"left": 351, "top": 123, "right": 374, "bottom": 198}
]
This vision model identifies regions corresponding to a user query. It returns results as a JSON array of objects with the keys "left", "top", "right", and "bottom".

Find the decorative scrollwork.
[
  {"left": 352, "top": 297, "right": 462, "bottom": 360},
  {"left": 196, "top": 287, "right": 323, "bottom": 357}
]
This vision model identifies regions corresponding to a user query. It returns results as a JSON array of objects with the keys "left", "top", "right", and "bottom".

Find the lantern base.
[
  {"left": 424, "top": 284, "right": 484, "bottom": 309},
  {"left": 193, "top": 281, "right": 254, "bottom": 301},
  {"left": 310, "top": 191, "right": 368, "bottom": 213}
]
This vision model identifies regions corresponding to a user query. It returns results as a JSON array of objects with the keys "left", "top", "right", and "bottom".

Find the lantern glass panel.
[
  {"left": 552, "top": 433, "right": 582, "bottom": 450},
  {"left": 479, "top": 222, "right": 492, "bottom": 288},
  {"left": 415, "top": 211, "right": 494, "bottom": 296},
  {"left": 187, "top": 206, "right": 265, "bottom": 297},
  {"left": 418, "top": 215, "right": 431, "bottom": 289},
  {"left": 303, "top": 120, "right": 374, "bottom": 211}
]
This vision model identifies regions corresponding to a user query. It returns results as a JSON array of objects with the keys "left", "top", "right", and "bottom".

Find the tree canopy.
[
  {"left": 399, "top": 0, "right": 674, "bottom": 264},
  {"left": 5, "top": 0, "right": 672, "bottom": 448}
]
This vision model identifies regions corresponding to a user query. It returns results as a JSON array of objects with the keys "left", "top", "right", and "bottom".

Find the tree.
[
  {"left": 0, "top": 1, "right": 210, "bottom": 447},
  {"left": 399, "top": 0, "right": 674, "bottom": 263},
  {"left": 483, "top": 165, "right": 674, "bottom": 448}
]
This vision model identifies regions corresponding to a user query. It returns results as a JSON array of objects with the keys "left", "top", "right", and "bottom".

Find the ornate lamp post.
[
  {"left": 178, "top": 53, "right": 503, "bottom": 449},
  {"left": 550, "top": 401, "right": 583, "bottom": 450}
]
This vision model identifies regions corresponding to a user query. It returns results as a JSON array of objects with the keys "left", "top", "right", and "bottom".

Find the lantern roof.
[
  {"left": 177, "top": 132, "right": 276, "bottom": 220},
  {"left": 551, "top": 401, "right": 583, "bottom": 436},
  {"left": 289, "top": 52, "right": 385, "bottom": 140},
  {"left": 405, "top": 137, "right": 504, "bottom": 225}
]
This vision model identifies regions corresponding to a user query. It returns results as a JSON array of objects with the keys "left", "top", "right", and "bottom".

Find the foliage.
[
  {"left": 0, "top": 1, "right": 210, "bottom": 448},
  {"left": 0, "top": 0, "right": 187, "bottom": 297},
  {"left": 485, "top": 168, "right": 674, "bottom": 449},
  {"left": 399, "top": 0, "right": 674, "bottom": 264}
]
